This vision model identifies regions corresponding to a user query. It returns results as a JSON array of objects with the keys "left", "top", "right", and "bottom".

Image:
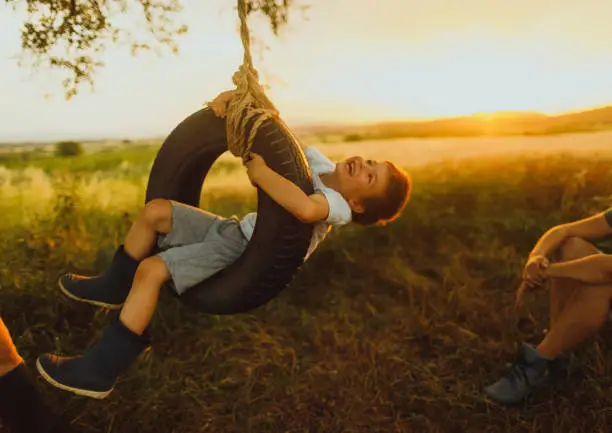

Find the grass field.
[{"left": 1, "top": 133, "right": 612, "bottom": 432}]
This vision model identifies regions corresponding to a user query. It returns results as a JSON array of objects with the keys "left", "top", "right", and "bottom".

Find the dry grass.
[{"left": 1, "top": 137, "right": 612, "bottom": 432}]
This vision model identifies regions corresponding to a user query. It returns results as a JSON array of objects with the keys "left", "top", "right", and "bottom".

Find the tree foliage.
[
  {"left": 6, "top": 0, "right": 303, "bottom": 99},
  {"left": 55, "top": 140, "right": 83, "bottom": 157}
]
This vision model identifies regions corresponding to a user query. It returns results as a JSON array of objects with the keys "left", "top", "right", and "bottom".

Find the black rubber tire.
[{"left": 145, "top": 107, "right": 314, "bottom": 314}]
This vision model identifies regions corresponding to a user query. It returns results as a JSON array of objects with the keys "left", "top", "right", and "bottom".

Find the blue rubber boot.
[
  {"left": 59, "top": 245, "right": 139, "bottom": 310},
  {"left": 36, "top": 318, "right": 150, "bottom": 399}
]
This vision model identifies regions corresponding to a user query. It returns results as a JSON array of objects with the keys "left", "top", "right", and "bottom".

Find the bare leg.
[
  {"left": 538, "top": 284, "right": 612, "bottom": 358},
  {"left": 548, "top": 237, "right": 603, "bottom": 329},
  {"left": 119, "top": 256, "right": 170, "bottom": 336},
  {"left": 123, "top": 198, "right": 174, "bottom": 260},
  {"left": 35, "top": 255, "right": 170, "bottom": 399},
  {"left": 485, "top": 238, "right": 609, "bottom": 405}
]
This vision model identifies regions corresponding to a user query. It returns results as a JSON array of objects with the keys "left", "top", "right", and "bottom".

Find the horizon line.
[{"left": 2, "top": 102, "right": 611, "bottom": 145}]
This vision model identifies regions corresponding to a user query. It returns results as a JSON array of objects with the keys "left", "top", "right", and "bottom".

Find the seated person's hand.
[
  {"left": 208, "top": 90, "right": 236, "bottom": 118},
  {"left": 244, "top": 153, "right": 268, "bottom": 187},
  {"left": 515, "top": 255, "right": 550, "bottom": 307},
  {"left": 522, "top": 255, "right": 549, "bottom": 287},
  {"left": 0, "top": 317, "right": 23, "bottom": 376}
]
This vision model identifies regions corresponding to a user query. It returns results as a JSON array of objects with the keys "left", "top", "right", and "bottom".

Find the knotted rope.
[{"left": 223, "top": 0, "right": 282, "bottom": 162}]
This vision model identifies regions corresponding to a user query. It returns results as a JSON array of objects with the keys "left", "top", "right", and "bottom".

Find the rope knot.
[
  {"left": 222, "top": 0, "right": 282, "bottom": 162},
  {"left": 232, "top": 64, "right": 259, "bottom": 87}
]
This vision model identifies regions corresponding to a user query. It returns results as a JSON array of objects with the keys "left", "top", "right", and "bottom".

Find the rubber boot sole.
[
  {"left": 59, "top": 276, "right": 123, "bottom": 310},
  {"left": 36, "top": 358, "right": 113, "bottom": 400}
]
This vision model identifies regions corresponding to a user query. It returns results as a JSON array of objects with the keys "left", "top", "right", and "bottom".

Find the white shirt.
[{"left": 239, "top": 146, "right": 352, "bottom": 259}]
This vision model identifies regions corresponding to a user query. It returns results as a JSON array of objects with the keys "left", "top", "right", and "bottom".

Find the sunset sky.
[{"left": 2, "top": 0, "right": 612, "bottom": 141}]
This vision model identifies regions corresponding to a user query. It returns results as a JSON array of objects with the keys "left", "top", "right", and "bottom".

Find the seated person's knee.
[{"left": 558, "top": 236, "right": 599, "bottom": 262}]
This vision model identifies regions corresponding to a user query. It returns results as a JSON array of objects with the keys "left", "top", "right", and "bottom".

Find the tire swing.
[{"left": 144, "top": 0, "right": 314, "bottom": 315}]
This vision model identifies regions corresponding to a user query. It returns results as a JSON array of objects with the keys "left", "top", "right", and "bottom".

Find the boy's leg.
[
  {"left": 119, "top": 256, "right": 169, "bottom": 335},
  {"left": 485, "top": 237, "right": 610, "bottom": 405},
  {"left": 36, "top": 256, "right": 170, "bottom": 399},
  {"left": 156, "top": 216, "right": 249, "bottom": 298},
  {"left": 60, "top": 199, "right": 177, "bottom": 309},
  {"left": 124, "top": 199, "right": 174, "bottom": 260},
  {"left": 35, "top": 206, "right": 237, "bottom": 399}
]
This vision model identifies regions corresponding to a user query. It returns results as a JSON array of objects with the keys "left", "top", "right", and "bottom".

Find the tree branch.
[{"left": 9, "top": 0, "right": 306, "bottom": 99}]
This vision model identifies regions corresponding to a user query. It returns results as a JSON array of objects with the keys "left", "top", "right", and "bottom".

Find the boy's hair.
[{"left": 351, "top": 162, "right": 411, "bottom": 226}]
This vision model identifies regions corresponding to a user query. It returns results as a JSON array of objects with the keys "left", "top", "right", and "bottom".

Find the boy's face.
[{"left": 335, "top": 156, "right": 391, "bottom": 213}]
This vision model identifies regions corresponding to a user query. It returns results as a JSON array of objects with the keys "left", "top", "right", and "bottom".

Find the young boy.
[
  {"left": 485, "top": 208, "right": 612, "bottom": 405},
  {"left": 36, "top": 90, "right": 412, "bottom": 399}
]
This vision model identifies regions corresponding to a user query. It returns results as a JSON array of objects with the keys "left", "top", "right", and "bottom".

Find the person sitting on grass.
[
  {"left": 35, "top": 89, "right": 412, "bottom": 399},
  {"left": 485, "top": 208, "right": 612, "bottom": 405}
]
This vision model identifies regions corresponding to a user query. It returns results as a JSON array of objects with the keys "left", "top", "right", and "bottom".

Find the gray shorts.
[{"left": 156, "top": 201, "right": 249, "bottom": 295}]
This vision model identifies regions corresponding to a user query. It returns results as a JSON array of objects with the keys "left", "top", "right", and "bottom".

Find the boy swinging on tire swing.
[{"left": 35, "top": 89, "right": 413, "bottom": 399}]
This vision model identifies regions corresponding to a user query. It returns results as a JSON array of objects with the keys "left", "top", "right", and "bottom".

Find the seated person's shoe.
[{"left": 485, "top": 343, "right": 555, "bottom": 405}]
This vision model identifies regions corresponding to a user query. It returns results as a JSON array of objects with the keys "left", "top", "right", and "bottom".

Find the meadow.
[{"left": 1, "top": 132, "right": 612, "bottom": 432}]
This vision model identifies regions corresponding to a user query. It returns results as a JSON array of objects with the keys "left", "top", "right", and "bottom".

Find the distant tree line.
[{"left": 54, "top": 141, "right": 83, "bottom": 157}]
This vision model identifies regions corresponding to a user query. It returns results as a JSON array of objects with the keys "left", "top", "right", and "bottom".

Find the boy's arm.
[
  {"left": 545, "top": 254, "right": 612, "bottom": 284},
  {"left": 246, "top": 154, "right": 328, "bottom": 223},
  {"left": 529, "top": 211, "right": 612, "bottom": 260},
  {"left": 208, "top": 90, "right": 236, "bottom": 118}
]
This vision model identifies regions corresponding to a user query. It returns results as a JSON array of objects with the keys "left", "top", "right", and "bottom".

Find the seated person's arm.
[
  {"left": 529, "top": 210, "right": 612, "bottom": 260},
  {"left": 546, "top": 254, "right": 612, "bottom": 284},
  {"left": 245, "top": 154, "right": 328, "bottom": 223}
]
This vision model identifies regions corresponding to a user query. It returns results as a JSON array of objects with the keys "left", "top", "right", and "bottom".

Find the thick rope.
[{"left": 223, "top": 0, "right": 281, "bottom": 162}]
